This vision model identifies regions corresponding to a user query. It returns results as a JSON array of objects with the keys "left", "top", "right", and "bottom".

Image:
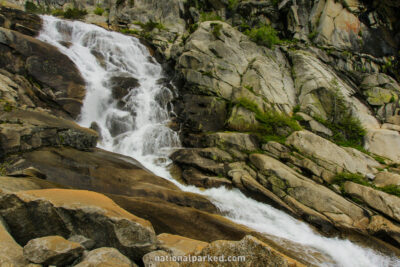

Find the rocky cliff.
[{"left": 0, "top": 0, "right": 400, "bottom": 266}]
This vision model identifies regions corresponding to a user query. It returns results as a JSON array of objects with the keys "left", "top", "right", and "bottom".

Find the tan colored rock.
[
  {"left": 75, "top": 247, "right": 137, "bottom": 267},
  {"left": 0, "top": 176, "right": 66, "bottom": 192},
  {"left": 157, "top": 233, "right": 208, "bottom": 257},
  {"left": 0, "top": 189, "right": 157, "bottom": 260},
  {"left": 181, "top": 235, "right": 305, "bottom": 267},
  {"left": 0, "top": 216, "right": 37, "bottom": 267},
  {"left": 364, "top": 129, "right": 400, "bottom": 163},
  {"left": 23, "top": 235, "right": 84, "bottom": 265},
  {"left": 344, "top": 182, "right": 400, "bottom": 223},
  {"left": 374, "top": 172, "right": 400, "bottom": 187},
  {"left": 314, "top": 0, "right": 361, "bottom": 50},
  {"left": 286, "top": 131, "right": 380, "bottom": 176},
  {"left": 8, "top": 147, "right": 217, "bottom": 214},
  {"left": 367, "top": 216, "right": 400, "bottom": 245},
  {"left": 382, "top": 123, "right": 400, "bottom": 132},
  {"left": 250, "top": 153, "right": 370, "bottom": 232}
]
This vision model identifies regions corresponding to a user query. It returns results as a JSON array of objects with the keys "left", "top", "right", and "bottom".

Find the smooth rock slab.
[{"left": 23, "top": 235, "right": 84, "bottom": 265}]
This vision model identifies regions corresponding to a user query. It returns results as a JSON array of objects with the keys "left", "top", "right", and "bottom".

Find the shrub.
[
  {"left": 25, "top": 1, "right": 38, "bottom": 12},
  {"left": 245, "top": 25, "right": 281, "bottom": 48},
  {"left": 134, "top": 20, "right": 165, "bottom": 32},
  {"left": 314, "top": 80, "right": 366, "bottom": 148},
  {"left": 94, "top": 6, "right": 104, "bottom": 16},
  {"left": 211, "top": 23, "right": 222, "bottom": 38},
  {"left": 200, "top": 12, "right": 222, "bottom": 22},
  {"left": 63, "top": 8, "right": 88, "bottom": 19},
  {"left": 234, "top": 97, "right": 302, "bottom": 143},
  {"left": 228, "top": 0, "right": 239, "bottom": 10}
]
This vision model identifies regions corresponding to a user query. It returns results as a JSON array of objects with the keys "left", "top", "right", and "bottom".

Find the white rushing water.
[{"left": 38, "top": 16, "right": 400, "bottom": 267}]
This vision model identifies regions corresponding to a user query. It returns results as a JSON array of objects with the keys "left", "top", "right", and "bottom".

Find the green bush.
[
  {"left": 25, "top": 1, "right": 38, "bottom": 12},
  {"left": 134, "top": 20, "right": 165, "bottom": 32},
  {"left": 63, "top": 8, "right": 88, "bottom": 19},
  {"left": 245, "top": 25, "right": 281, "bottom": 48},
  {"left": 94, "top": 6, "right": 104, "bottom": 16},
  {"left": 120, "top": 28, "right": 140, "bottom": 35},
  {"left": 24, "top": 1, "right": 50, "bottom": 14},
  {"left": 200, "top": 12, "right": 222, "bottom": 22},
  {"left": 228, "top": 0, "right": 239, "bottom": 10},
  {"left": 313, "top": 80, "right": 366, "bottom": 148},
  {"left": 211, "top": 23, "right": 222, "bottom": 38},
  {"left": 234, "top": 97, "right": 302, "bottom": 143}
]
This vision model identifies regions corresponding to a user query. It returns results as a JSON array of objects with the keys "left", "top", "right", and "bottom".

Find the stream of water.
[{"left": 38, "top": 15, "right": 400, "bottom": 267}]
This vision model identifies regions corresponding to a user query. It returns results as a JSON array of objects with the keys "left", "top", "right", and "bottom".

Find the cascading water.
[{"left": 38, "top": 16, "right": 400, "bottom": 267}]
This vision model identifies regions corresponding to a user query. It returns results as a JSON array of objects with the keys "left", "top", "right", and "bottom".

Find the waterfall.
[{"left": 38, "top": 16, "right": 400, "bottom": 267}]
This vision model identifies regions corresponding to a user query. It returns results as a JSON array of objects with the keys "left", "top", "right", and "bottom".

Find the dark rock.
[
  {"left": 177, "top": 94, "right": 227, "bottom": 133},
  {"left": 0, "top": 6, "right": 42, "bottom": 36},
  {"left": 110, "top": 75, "right": 140, "bottom": 100},
  {"left": 0, "top": 27, "right": 86, "bottom": 118}
]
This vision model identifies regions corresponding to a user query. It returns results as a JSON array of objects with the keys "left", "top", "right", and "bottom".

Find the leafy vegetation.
[
  {"left": 228, "top": 0, "right": 239, "bottom": 11},
  {"left": 314, "top": 80, "right": 366, "bottom": 149},
  {"left": 24, "top": 1, "right": 50, "bottom": 14},
  {"left": 233, "top": 97, "right": 302, "bottom": 143},
  {"left": 200, "top": 12, "right": 222, "bottom": 22},
  {"left": 50, "top": 8, "right": 88, "bottom": 19},
  {"left": 244, "top": 24, "right": 281, "bottom": 48},
  {"left": 333, "top": 172, "right": 400, "bottom": 198},
  {"left": 119, "top": 28, "right": 140, "bottom": 35},
  {"left": 211, "top": 23, "right": 222, "bottom": 38},
  {"left": 134, "top": 20, "right": 165, "bottom": 32},
  {"left": 94, "top": 5, "right": 105, "bottom": 16}
]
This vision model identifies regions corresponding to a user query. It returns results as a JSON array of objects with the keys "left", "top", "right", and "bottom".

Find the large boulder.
[
  {"left": 156, "top": 233, "right": 208, "bottom": 256},
  {"left": 5, "top": 147, "right": 217, "bottom": 213},
  {"left": 109, "top": 194, "right": 251, "bottom": 243},
  {"left": 0, "top": 189, "right": 157, "bottom": 260},
  {"left": 23, "top": 235, "right": 84, "bottom": 265},
  {"left": 181, "top": 235, "right": 305, "bottom": 267},
  {"left": 364, "top": 129, "right": 400, "bottom": 163},
  {"left": 0, "top": 108, "right": 98, "bottom": 157},
  {"left": 0, "top": 27, "right": 86, "bottom": 118},
  {"left": 344, "top": 182, "right": 400, "bottom": 223},
  {"left": 286, "top": 131, "right": 380, "bottom": 177},
  {"left": 374, "top": 172, "right": 400, "bottom": 187}
]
